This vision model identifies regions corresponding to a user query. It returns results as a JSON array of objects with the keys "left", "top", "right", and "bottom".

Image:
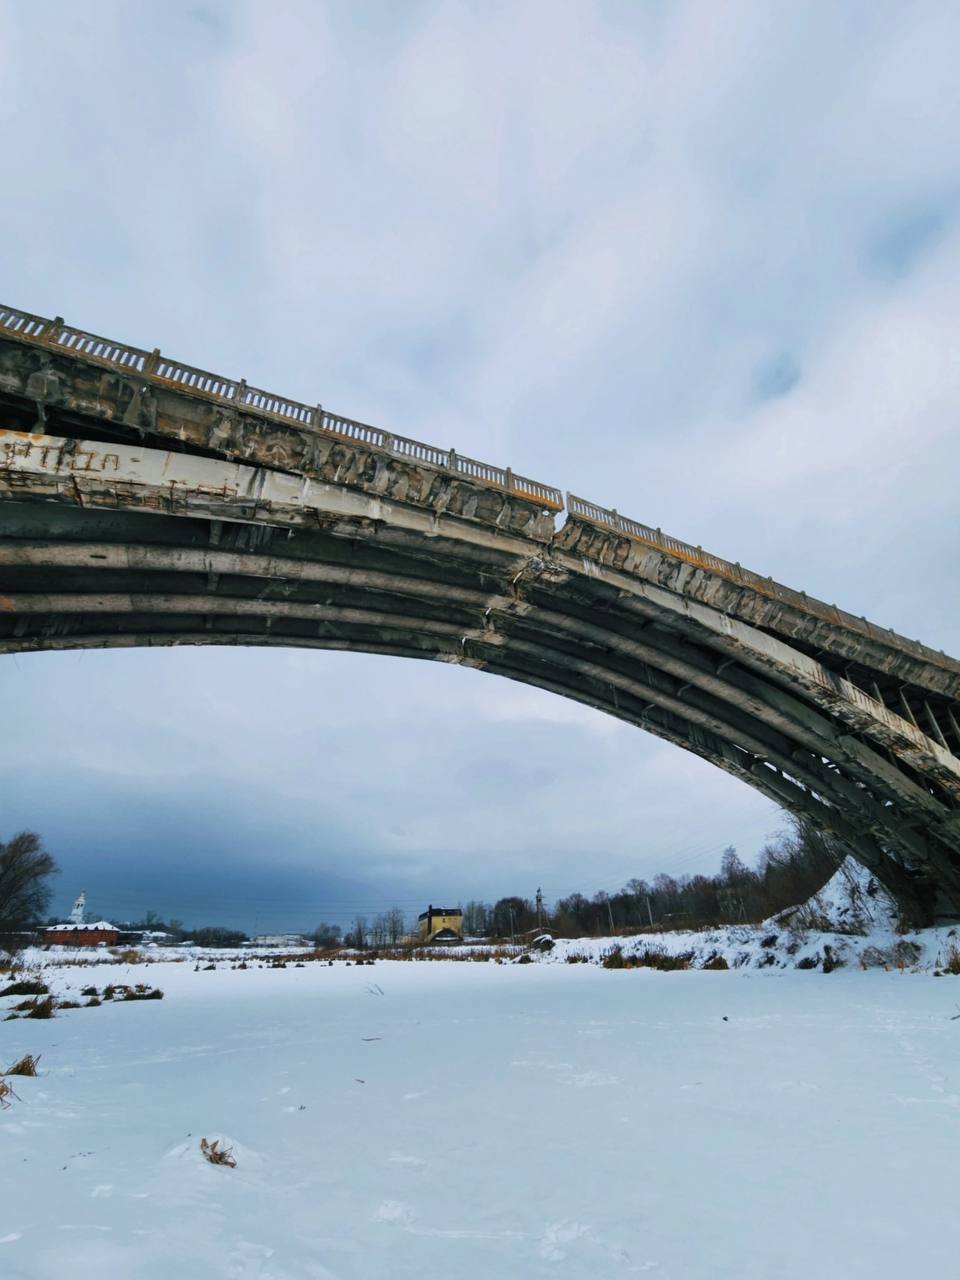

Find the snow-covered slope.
[{"left": 539, "top": 858, "right": 960, "bottom": 973}]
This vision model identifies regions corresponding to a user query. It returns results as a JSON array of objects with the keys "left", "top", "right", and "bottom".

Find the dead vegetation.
[
  {"left": 0, "top": 978, "right": 49, "bottom": 997},
  {"left": 18, "top": 994, "right": 56, "bottom": 1019},
  {"left": 1, "top": 981, "right": 164, "bottom": 1017},
  {"left": 101, "top": 983, "right": 164, "bottom": 1001},
  {"left": 200, "top": 1138, "right": 236, "bottom": 1168},
  {"left": 5, "top": 1053, "right": 39, "bottom": 1076},
  {"left": 0, "top": 1078, "right": 20, "bottom": 1109},
  {"left": 602, "top": 945, "right": 693, "bottom": 971}
]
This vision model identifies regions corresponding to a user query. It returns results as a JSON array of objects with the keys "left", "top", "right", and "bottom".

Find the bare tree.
[
  {"left": 370, "top": 913, "right": 389, "bottom": 947},
  {"left": 462, "top": 900, "right": 491, "bottom": 937},
  {"left": 0, "top": 831, "right": 58, "bottom": 941},
  {"left": 347, "top": 915, "right": 367, "bottom": 949},
  {"left": 313, "top": 922, "right": 342, "bottom": 949},
  {"left": 386, "top": 907, "right": 406, "bottom": 944}
]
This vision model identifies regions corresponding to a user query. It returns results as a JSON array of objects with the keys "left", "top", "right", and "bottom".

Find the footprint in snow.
[
  {"left": 570, "top": 1071, "right": 619, "bottom": 1088},
  {"left": 376, "top": 1200, "right": 415, "bottom": 1226},
  {"left": 539, "top": 1220, "right": 632, "bottom": 1266},
  {"left": 539, "top": 1221, "right": 591, "bottom": 1261}
]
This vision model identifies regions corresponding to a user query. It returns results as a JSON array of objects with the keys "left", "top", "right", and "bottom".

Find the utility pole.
[
  {"left": 606, "top": 898, "right": 615, "bottom": 935},
  {"left": 535, "top": 887, "right": 544, "bottom": 931},
  {"left": 645, "top": 896, "right": 654, "bottom": 928}
]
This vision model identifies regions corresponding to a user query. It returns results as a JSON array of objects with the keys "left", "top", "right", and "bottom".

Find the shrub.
[
  {"left": 0, "top": 979, "right": 48, "bottom": 998},
  {"left": 702, "top": 954, "right": 729, "bottom": 970},
  {"left": 4, "top": 1053, "right": 39, "bottom": 1076},
  {"left": 200, "top": 1138, "right": 236, "bottom": 1168},
  {"left": 603, "top": 945, "right": 691, "bottom": 971},
  {"left": 24, "top": 995, "right": 55, "bottom": 1019},
  {"left": 85, "top": 996, "right": 101, "bottom": 1007},
  {"left": 57, "top": 999, "right": 81, "bottom": 1009},
  {"left": 111, "top": 948, "right": 142, "bottom": 964},
  {"left": 892, "top": 940, "right": 922, "bottom": 969},
  {"left": 638, "top": 949, "right": 691, "bottom": 971},
  {"left": 942, "top": 946, "right": 960, "bottom": 975},
  {"left": 795, "top": 954, "right": 820, "bottom": 970},
  {"left": 80, "top": 986, "right": 98, "bottom": 997},
  {"left": 120, "top": 984, "right": 163, "bottom": 1001}
]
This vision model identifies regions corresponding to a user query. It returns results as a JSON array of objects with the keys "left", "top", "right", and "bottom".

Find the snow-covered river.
[{"left": 2, "top": 956, "right": 958, "bottom": 1278}]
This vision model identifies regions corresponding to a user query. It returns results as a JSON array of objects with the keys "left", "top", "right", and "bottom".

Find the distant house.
[
  {"left": 250, "top": 934, "right": 309, "bottom": 949},
  {"left": 43, "top": 921, "right": 119, "bottom": 947},
  {"left": 417, "top": 905, "right": 464, "bottom": 943},
  {"left": 116, "top": 928, "right": 175, "bottom": 946}
]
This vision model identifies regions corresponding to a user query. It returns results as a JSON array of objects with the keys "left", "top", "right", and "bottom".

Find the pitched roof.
[{"left": 45, "top": 921, "right": 117, "bottom": 932}]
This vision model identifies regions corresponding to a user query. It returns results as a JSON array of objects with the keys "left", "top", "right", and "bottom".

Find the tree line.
[
  {"left": 1, "top": 815, "right": 843, "bottom": 951},
  {"left": 318, "top": 817, "right": 844, "bottom": 945},
  {"left": 454, "top": 816, "right": 843, "bottom": 940}
]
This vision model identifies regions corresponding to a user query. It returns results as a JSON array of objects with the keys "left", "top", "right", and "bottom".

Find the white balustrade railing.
[
  {"left": 567, "top": 493, "right": 853, "bottom": 629},
  {"left": 391, "top": 436, "right": 450, "bottom": 470},
  {"left": 320, "top": 412, "right": 387, "bottom": 448},
  {"left": 0, "top": 305, "right": 52, "bottom": 340},
  {"left": 154, "top": 357, "right": 238, "bottom": 399},
  {"left": 54, "top": 326, "right": 147, "bottom": 372},
  {"left": 239, "top": 386, "right": 314, "bottom": 426},
  {"left": 0, "top": 301, "right": 562, "bottom": 508}
]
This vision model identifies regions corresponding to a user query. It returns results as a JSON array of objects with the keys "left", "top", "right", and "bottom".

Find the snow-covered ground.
[{"left": 3, "top": 938, "right": 960, "bottom": 1279}]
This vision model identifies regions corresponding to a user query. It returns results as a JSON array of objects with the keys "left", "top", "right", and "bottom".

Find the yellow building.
[{"left": 417, "top": 904, "right": 464, "bottom": 943}]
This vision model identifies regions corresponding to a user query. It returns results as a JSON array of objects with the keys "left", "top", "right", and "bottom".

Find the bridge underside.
[{"left": 2, "top": 322, "right": 960, "bottom": 924}]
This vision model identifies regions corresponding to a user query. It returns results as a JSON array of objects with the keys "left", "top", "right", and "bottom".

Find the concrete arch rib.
[
  {"left": 5, "top": 576, "right": 956, "bottom": 920},
  {"left": 6, "top": 540, "right": 956, "bottom": 825},
  {"left": 2, "top": 619, "right": 934, "bottom": 917}
]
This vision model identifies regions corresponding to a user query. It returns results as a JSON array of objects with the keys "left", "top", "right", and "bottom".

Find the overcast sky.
[{"left": 2, "top": 0, "right": 959, "bottom": 931}]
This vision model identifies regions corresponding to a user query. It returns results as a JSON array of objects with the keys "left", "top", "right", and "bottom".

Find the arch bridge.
[{"left": 1, "top": 303, "right": 959, "bottom": 924}]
